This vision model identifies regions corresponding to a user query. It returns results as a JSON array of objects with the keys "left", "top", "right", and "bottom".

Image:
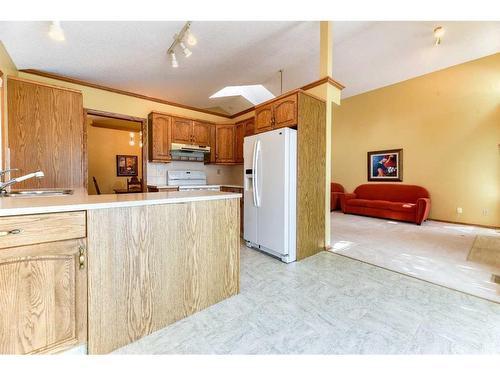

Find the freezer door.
[
  {"left": 255, "top": 128, "right": 290, "bottom": 255},
  {"left": 243, "top": 135, "right": 258, "bottom": 244}
]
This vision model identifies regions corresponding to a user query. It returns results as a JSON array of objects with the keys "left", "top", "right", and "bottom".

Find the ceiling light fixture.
[
  {"left": 167, "top": 21, "right": 196, "bottom": 67},
  {"left": 434, "top": 26, "right": 445, "bottom": 45},
  {"left": 179, "top": 42, "right": 192, "bottom": 58},
  {"left": 169, "top": 51, "right": 179, "bottom": 68},
  {"left": 48, "top": 21, "right": 65, "bottom": 42},
  {"left": 185, "top": 29, "right": 197, "bottom": 46}
]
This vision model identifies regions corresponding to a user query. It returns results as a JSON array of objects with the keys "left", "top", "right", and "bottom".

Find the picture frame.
[
  {"left": 116, "top": 155, "right": 138, "bottom": 177},
  {"left": 367, "top": 149, "right": 403, "bottom": 182}
]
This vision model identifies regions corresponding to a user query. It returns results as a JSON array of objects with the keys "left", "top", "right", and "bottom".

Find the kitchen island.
[{"left": 0, "top": 190, "right": 241, "bottom": 354}]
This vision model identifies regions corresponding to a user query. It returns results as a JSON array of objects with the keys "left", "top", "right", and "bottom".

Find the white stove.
[{"left": 167, "top": 170, "right": 221, "bottom": 192}]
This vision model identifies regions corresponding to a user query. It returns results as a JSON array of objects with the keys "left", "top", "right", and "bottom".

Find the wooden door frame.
[
  {"left": 84, "top": 108, "right": 148, "bottom": 192},
  {"left": 0, "top": 70, "right": 5, "bottom": 170}
]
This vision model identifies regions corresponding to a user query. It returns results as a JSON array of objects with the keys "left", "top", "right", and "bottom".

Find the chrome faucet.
[{"left": 0, "top": 170, "right": 45, "bottom": 194}]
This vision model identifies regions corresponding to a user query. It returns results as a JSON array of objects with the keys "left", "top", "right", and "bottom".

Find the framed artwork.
[
  {"left": 367, "top": 149, "right": 403, "bottom": 182},
  {"left": 116, "top": 155, "right": 138, "bottom": 177}
]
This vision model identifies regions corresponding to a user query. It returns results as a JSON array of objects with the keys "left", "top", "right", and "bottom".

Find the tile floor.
[
  {"left": 114, "top": 245, "right": 500, "bottom": 354},
  {"left": 330, "top": 212, "right": 500, "bottom": 303}
]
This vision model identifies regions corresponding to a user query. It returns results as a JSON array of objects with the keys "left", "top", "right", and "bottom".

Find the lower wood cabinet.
[
  {"left": 0, "top": 238, "right": 87, "bottom": 354},
  {"left": 0, "top": 211, "right": 87, "bottom": 355}
]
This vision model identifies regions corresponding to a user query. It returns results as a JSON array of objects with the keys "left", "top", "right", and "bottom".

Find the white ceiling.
[{"left": 1, "top": 21, "right": 499, "bottom": 115}]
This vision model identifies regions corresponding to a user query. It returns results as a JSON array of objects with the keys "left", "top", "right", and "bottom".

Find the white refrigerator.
[{"left": 243, "top": 127, "right": 297, "bottom": 263}]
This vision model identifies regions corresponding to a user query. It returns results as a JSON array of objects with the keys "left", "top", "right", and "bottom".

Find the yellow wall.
[
  {"left": 0, "top": 42, "right": 18, "bottom": 168},
  {"left": 332, "top": 53, "right": 500, "bottom": 227},
  {"left": 87, "top": 122, "right": 142, "bottom": 195}
]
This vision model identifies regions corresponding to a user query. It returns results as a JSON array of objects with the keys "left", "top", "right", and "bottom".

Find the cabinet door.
[
  {"left": 0, "top": 239, "right": 87, "bottom": 354},
  {"left": 192, "top": 121, "right": 211, "bottom": 146},
  {"left": 273, "top": 93, "right": 298, "bottom": 129},
  {"left": 171, "top": 117, "right": 193, "bottom": 144},
  {"left": 7, "top": 78, "right": 84, "bottom": 189},
  {"left": 208, "top": 124, "right": 217, "bottom": 164},
  {"left": 244, "top": 118, "right": 255, "bottom": 137},
  {"left": 148, "top": 114, "right": 171, "bottom": 162},
  {"left": 254, "top": 104, "right": 273, "bottom": 134},
  {"left": 215, "top": 125, "right": 235, "bottom": 163},
  {"left": 234, "top": 122, "right": 245, "bottom": 163}
]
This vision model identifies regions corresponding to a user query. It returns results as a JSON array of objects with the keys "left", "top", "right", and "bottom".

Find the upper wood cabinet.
[
  {"left": 215, "top": 125, "right": 235, "bottom": 164},
  {"left": 192, "top": 121, "right": 210, "bottom": 146},
  {"left": 274, "top": 94, "right": 298, "bottom": 129},
  {"left": 254, "top": 92, "right": 298, "bottom": 134},
  {"left": 234, "top": 122, "right": 245, "bottom": 163},
  {"left": 7, "top": 77, "right": 84, "bottom": 189},
  {"left": 171, "top": 117, "right": 193, "bottom": 144},
  {"left": 244, "top": 117, "right": 255, "bottom": 137},
  {"left": 208, "top": 124, "right": 217, "bottom": 164},
  {"left": 171, "top": 117, "right": 211, "bottom": 146},
  {"left": 255, "top": 105, "right": 273, "bottom": 134},
  {"left": 148, "top": 113, "right": 171, "bottom": 162}
]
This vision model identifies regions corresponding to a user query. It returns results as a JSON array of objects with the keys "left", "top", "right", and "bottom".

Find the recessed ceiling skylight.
[{"left": 209, "top": 85, "right": 275, "bottom": 105}]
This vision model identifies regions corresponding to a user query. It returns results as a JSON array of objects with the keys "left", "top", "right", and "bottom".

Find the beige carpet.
[{"left": 468, "top": 235, "right": 500, "bottom": 268}]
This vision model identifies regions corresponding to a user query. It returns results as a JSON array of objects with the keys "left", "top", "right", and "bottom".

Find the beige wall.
[
  {"left": 332, "top": 53, "right": 500, "bottom": 227},
  {"left": 0, "top": 42, "right": 18, "bottom": 168},
  {"left": 87, "top": 122, "right": 142, "bottom": 195}
]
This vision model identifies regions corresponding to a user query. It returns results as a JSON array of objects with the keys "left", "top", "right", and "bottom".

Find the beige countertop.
[
  {"left": 0, "top": 190, "right": 242, "bottom": 217},
  {"left": 149, "top": 184, "right": 244, "bottom": 189}
]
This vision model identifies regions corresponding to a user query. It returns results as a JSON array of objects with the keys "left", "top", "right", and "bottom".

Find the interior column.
[{"left": 320, "top": 21, "right": 333, "bottom": 248}]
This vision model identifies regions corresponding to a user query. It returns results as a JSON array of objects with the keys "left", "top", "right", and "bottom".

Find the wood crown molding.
[
  {"left": 20, "top": 69, "right": 344, "bottom": 121},
  {"left": 20, "top": 69, "right": 233, "bottom": 119}
]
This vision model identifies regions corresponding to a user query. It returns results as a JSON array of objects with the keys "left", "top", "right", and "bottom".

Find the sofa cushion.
[
  {"left": 347, "top": 199, "right": 416, "bottom": 213},
  {"left": 353, "top": 184, "right": 430, "bottom": 203}
]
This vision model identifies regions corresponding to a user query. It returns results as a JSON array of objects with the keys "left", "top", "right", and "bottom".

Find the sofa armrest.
[
  {"left": 339, "top": 193, "right": 356, "bottom": 213},
  {"left": 416, "top": 198, "right": 431, "bottom": 225}
]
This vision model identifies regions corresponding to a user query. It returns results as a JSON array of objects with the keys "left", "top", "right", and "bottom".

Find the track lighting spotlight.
[
  {"left": 48, "top": 21, "right": 65, "bottom": 42},
  {"left": 179, "top": 42, "right": 192, "bottom": 58},
  {"left": 185, "top": 28, "right": 197, "bottom": 46},
  {"left": 434, "top": 26, "right": 445, "bottom": 45},
  {"left": 169, "top": 51, "right": 179, "bottom": 68}
]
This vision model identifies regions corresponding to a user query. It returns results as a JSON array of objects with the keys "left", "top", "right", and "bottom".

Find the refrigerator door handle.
[
  {"left": 252, "top": 139, "right": 258, "bottom": 207},
  {"left": 254, "top": 140, "right": 261, "bottom": 207}
]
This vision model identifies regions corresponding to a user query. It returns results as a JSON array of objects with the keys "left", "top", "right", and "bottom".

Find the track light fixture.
[
  {"left": 167, "top": 21, "right": 196, "bottom": 67},
  {"left": 434, "top": 26, "right": 445, "bottom": 45},
  {"left": 48, "top": 21, "right": 65, "bottom": 42},
  {"left": 169, "top": 51, "right": 179, "bottom": 68}
]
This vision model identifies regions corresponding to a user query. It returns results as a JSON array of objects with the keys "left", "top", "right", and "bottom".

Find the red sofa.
[
  {"left": 330, "top": 183, "right": 345, "bottom": 211},
  {"left": 340, "top": 184, "right": 431, "bottom": 225}
]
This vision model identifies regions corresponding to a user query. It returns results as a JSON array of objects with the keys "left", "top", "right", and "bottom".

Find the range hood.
[{"left": 171, "top": 143, "right": 211, "bottom": 153}]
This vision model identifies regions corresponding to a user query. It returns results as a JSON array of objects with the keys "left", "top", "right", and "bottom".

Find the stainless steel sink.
[{"left": 1, "top": 189, "right": 74, "bottom": 197}]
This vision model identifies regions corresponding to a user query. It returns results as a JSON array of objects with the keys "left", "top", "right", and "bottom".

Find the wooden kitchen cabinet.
[
  {"left": 255, "top": 104, "right": 274, "bottom": 134},
  {"left": 273, "top": 94, "right": 297, "bottom": 129},
  {"left": 171, "top": 117, "right": 193, "bottom": 144},
  {"left": 254, "top": 92, "right": 298, "bottom": 134},
  {"left": 215, "top": 124, "right": 235, "bottom": 164},
  {"left": 7, "top": 77, "right": 85, "bottom": 189},
  {"left": 0, "top": 211, "right": 87, "bottom": 355},
  {"left": 208, "top": 123, "right": 217, "bottom": 164},
  {"left": 192, "top": 121, "right": 211, "bottom": 146},
  {"left": 244, "top": 117, "right": 255, "bottom": 137},
  {"left": 148, "top": 113, "right": 172, "bottom": 162},
  {"left": 234, "top": 122, "right": 245, "bottom": 163}
]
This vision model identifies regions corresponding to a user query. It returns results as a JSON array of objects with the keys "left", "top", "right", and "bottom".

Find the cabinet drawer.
[{"left": 0, "top": 211, "right": 86, "bottom": 249}]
